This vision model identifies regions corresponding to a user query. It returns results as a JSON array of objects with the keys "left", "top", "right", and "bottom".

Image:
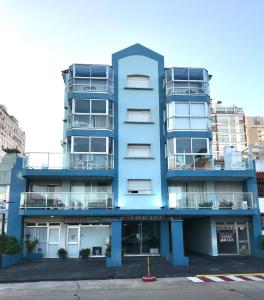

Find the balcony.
[
  {"left": 20, "top": 192, "right": 113, "bottom": 210},
  {"left": 168, "top": 192, "right": 257, "bottom": 210},
  {"left": 166, "top": 81, "right": 209, "bottom": 96},
  {"left": 23, "top": 153, "right": 114, "bottom": 170},
  {"left": 67, "top": 78, "right": 114, "bottom": 94},
  {"left": 67, "top": 114, "right": 113, "bottom": 130},
  {"left": 167, "top": 154, "right": 253, "bottom": 171}
]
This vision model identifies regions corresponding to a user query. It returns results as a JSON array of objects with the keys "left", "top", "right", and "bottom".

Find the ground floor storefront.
[{"left": 22, "top": 215, "right": 256, "bottom": 265}]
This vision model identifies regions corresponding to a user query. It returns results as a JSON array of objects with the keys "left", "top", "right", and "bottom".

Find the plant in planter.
[
  {"left": 69, "top": 201, "right": 75, "bottom": 209},
  {"left": 198, "top": 201, "right": 213, "bottom": 209},
  {"left": 58, "top": 202, "right": 65, "bottom": 209},
  {"left": 0, "top": 234, "right": 20, "bottom": 255},
  {"left": 105, "top": 243, "right": 111, "bottom": 257},
  {"left": 25, "top": 233, "right": 38, "bottom": 254},
  {"left": 219, "top": 199, "right": 233, "bottom": 209},
  {"left": 76, "top": 201, "right": 83, "bottom": 209},
  {"left": 57, "top": 248, "right": 67, "bottom": 259},
  {"left": 79, "top": 248, "right": 90, "bottom": 259}
]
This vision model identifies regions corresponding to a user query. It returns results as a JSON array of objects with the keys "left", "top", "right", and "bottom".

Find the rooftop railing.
[
  {"left": 23, "top": 153, "right": 114, "bottom": 170},
  {"left": 20, "top": 192, "right": 113, "bottom": 210},
  {"left": 168, "top": 192, "right": 257, "bottom": 210}
]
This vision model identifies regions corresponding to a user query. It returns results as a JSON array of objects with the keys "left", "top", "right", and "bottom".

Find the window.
[
  {"left": 126, "top": 75, "right": 150, "bottom": 88},
  {"left": 218, "top": 135, "right": 229, "bottom": 142},
  {"left": 127, "top": 109, "right": 151, "bottom": 122},
  {"left": 166, "top": 102, "right": 209, "bottom": 131},
  {"left": 73, "top": 99, "right": 112, "bottom": 115},
  {"left": 167, "top": 138, "right": 209, "bottom": 155},
  {"left": 127, "top": 144, "right": 151, "bottom": 157},
  {"left": 128, "top": 180, "right": 151, "bottom": 194},
  {"left": 72, "top": 137, "right": 113, "bottom": 153}
]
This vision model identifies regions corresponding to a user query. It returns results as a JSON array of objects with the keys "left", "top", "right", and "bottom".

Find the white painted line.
[
  {"left": 244, "top": 276, "right": 264, "bottom": 282},
  {"left": 187, "top": 277, "right": 204, "bottom": 283},
  {"left": 207, "top": 276, "right": 225, "bottom": 282},
  {"left": 226, "top": 276, "right": 245, "bottom": 282}
]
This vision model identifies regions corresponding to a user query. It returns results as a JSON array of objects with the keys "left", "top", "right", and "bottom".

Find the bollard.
[{"left": 142, "top": 256, "right": 156, "bottom": 282}]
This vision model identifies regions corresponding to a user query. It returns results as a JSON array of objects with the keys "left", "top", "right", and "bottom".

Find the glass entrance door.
[
  {"left": 122, "top": 222, "right": 159, "bottom": 255},
  {"left": 237, "top": 224, "right": 250, "bottom": 255},
  {"left": 67, "top": 226, "right": 80, "bottom": 257},
  {"left": 47, "top": 227, "right": 60, "bottom": 258}
]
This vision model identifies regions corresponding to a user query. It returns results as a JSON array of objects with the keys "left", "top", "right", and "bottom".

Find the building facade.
[
  {"left": 246, "top": 116, "right": 264, "bottom": 146},
  {"left": 0, "top": 105, "right": 25, "bottom": 160},
  {"left": 6, "top": 44, "right": 263, "bottom": 267},
  {"left": 211, "top": 101, "right": 247, "bottom": 159}
]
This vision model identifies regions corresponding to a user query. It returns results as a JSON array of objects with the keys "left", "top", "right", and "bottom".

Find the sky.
[{"left": 0, "top": 0, "right": 263, "bottom": 152}]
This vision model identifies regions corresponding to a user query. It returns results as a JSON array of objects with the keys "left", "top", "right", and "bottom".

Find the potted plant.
[
  {"left": 24, "top": 233, "right": 41, "bottom": 259},
  {"left": 57, "top": 248, "right": 67, "bottom": 259},
  {"left": 219, "top": 199, "right": 233, "bottom": 209},
  {"left": 198, "top": 201, "right": 213, "bottom": 209},
  {"left": 0, "top": 234, "right": 21, "bottom": 268},
  {"left": 69, "top": 201, "right": 75, "bottom": 209},
  {"left": 79, "top": 248, "right": 90, "bottom": 259},
  {"left": 76, "top": 201, "right": 83, "bottom": 209},
  {"left": 105, "top": 243, "right": 111, "bottom": 257},
  {"left": 58, "top": 202, "right": 65, "bottom": 209}
]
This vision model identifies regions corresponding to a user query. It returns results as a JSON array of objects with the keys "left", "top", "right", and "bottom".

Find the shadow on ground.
[{"left": 0, "top": 254, "right": 264, "bottom": 283}]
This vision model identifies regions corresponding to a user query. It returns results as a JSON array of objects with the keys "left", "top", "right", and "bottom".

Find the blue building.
[{"left": 6, "top": 44, "right": 263, "bottom": 267}]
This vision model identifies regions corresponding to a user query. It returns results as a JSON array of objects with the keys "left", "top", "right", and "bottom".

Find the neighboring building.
[
  {"left": 246, "top": 116, "right": 264, "bottom": 146},
  {"left": 211, "top": 101, "right": 247, "bottom": 159},
  {"left": 0, "top": 105, "right": 25, "bottom": 160},
  {"left": 5, "top": 44, "right": 263, "bottom": 269}
]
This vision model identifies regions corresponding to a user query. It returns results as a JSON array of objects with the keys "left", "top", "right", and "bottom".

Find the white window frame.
[
  {"left": 127, "top": 144, "right": 151, "bottom": 158},
  {"left": 127, "top": 179, "right": 152, "bottom": 194},
  {"left": 71, "top": 136, "right": 112, "bottom": 154},
  {"left": 167, "top": 138, "right": 210, "bottom": 156}
]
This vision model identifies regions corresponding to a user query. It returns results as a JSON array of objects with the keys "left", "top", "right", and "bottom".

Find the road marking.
[
  {"left": 187, "top": 274, "right": 264, "bottom": 283},
  {"left": 225, "top": 275, "right": 245, "bottom": 282},
  {"left": 243, "top": 275, "right": 264, "bottom": 282},
  {"left": 187, "top": 277, "right": 204, "bottom": 283}
]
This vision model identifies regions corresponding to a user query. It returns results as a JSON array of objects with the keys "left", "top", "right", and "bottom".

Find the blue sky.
[{"left": 0, "top": 0, "right": 263, "bottom": 152}]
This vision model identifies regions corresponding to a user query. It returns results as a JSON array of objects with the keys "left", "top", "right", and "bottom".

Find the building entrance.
[{"left": 122, "top": 221, "right": 159, "bottom": 255}]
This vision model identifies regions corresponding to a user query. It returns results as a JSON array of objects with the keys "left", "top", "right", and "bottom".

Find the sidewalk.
[{"left": 0, "top": 254, "right": 264, "bottom": 283}]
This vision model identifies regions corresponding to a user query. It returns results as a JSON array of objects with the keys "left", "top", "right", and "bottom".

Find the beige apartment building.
[
  {"left": 0, "top": 105, "right": 25, "bottom": 160},
  {"left": 246, "top": 116, "right": 264, "bottom": 146},
  {"left": 211, "top": 101, "right": 247, "bottom": 159}
]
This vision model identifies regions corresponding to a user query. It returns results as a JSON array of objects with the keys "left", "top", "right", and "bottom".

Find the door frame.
[{"left": 67, "top": 225, "right": 80, "bottom": 258}]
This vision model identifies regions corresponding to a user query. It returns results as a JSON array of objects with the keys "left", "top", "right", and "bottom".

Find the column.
[
  {"left": 106, "top": 219, "right": 122, "bottom": 267},
  {"left": 160, "top": 221, "right": 169, "bottom": 258},
  {"left": 251, "top": 214, "right": 264, "bottom": 257},
  {"left": 169, "top": 219, "right": 189, "bottom": 266}
]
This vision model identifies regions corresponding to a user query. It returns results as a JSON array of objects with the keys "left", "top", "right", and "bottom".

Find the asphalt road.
[{"left": 0, "top": 278, "right": 263, "bottom": 300}]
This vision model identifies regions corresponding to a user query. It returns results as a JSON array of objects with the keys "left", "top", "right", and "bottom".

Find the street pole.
[{"left": 0, "top": 211, "right": 5, "bottom": 268}]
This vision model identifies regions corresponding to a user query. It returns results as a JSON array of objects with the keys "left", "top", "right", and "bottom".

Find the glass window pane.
[
  {"left": 49, "top": 228, "right": 59, "bottom": 243},
  {"left": 75, "top": 65, "right": 90, "bottom": 77},
  {"left": 175, "top": 103, "right": 189, "bottom": 115},
  {"left": 108, "top": 67, "right": 113, "bottom": 81},
  {"left": 90, "top": 138, "right": 106, "bottom": 152},
  {"left": 189, "top": 69, "right": 204, "bottom": 80},
  {"left": 175, "top": 117, "right": 190, "bottom": 129},
  {"left": 174, "top": 68, "right": 188, "bottom": 80},
  {"left": 176, "top": 139, "right": 191, "bottom": 153},
  {"left": 74, "top": 138, "right": 90, "bottom": 152},
  {"left": 91, "top": 65, "right": 106, "bottom": 77},
  {"left": 191, "top": 118, "right": 208, "bottom": 129},
  {"left": 192, "top": 139, "right": 208, "bottom": 153},
  {"left": 108, "top": 138, "right": 113, "bottom": 154},
  {"left": 191, "top": 103, "right": 205, "bottom": 116},
  {"left": 75, "top": 100, "right": 90, "bottom": 113},
  {"left": 109, "top": 101, "right": 113, "bottom": 115},
  {"left": 91, "top": 100, "right": 106, "bottom": 113},
  {"left": 166, "top": 69, "right": 172, "bottom": 82},
  {"left": 167, "top": 139, "right": 174, "bottom": 156}
]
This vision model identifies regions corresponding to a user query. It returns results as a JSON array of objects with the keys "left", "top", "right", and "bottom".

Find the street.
[{"left": 0, "top": 278, "right": 263, "bottom": 300}]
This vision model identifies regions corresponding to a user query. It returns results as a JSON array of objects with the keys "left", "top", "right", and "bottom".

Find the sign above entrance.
[{"left": 64, "top": 217, "right": 111, "bottom": 224}]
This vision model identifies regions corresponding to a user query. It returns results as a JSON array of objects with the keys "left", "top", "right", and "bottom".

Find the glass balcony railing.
[
  {"left": 166, "top": 81, "right": 209, "bottom": 96},
  {"left": 66, "top": 78, "right": 114, "bottom": 94},
  {"left": 20, "top": 192, "right": 113, "bottom": 210},
  {"left": 67, "top": 114, "right": 113, "bottom": 130},
  {"left": 168, "top": 192, "right": 257, "bottom": 210},
  {"left": 23, "top": 153, "right": 114, "bottom": 170},
  {"left": 167, "top": 154, "right": 253, "bottom": 171}
]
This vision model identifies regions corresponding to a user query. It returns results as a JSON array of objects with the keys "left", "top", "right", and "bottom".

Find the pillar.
[
  {"left": 169, "top": 219, "right": 189, "bottom": 266},
  {"left": 160, "top": 221, "right": 169, "bottom": 258},
  {"left": 106, "top": 219, "right": 122, "bottom": 267}
]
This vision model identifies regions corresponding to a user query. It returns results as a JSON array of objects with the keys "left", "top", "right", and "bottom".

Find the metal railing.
[
  {"left": 166, "top": 81, "right": 209, "bottom": 96},
  {"left": 23, "top": 153, "right": 114, "bottom": 170},
  {"left": 20, "top": 192, "right": 113, "bottom": 210},
  {"left": 66, "top": 79, "right": 114, "bottom": 94},
  {"left": 168, "top": 192, "right": 257, "bottom": 210},
  {"left": 67, "top": 114, "right": 113, "bottom": 130},
  {"left": 167, "top": 154, "right": 253, "bottom": 171}
]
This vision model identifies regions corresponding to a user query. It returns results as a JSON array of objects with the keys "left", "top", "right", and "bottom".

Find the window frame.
[
  {"left": 71, "top": 136, "right": 113, "bottom": 154},
  {"left": 167, "top": 138, "right": 210, "bottom": 156}
]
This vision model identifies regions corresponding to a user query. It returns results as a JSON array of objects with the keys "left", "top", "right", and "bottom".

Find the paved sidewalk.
[{"left": 0, "top": 254, "right": 264, "bottom": 283}]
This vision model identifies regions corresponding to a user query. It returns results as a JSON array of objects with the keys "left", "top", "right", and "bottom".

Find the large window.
[
  {"left": 71, "top": 99, "right": 112, "bottom": 115},
  {"left": 166, "top": 102, "right": 209, "bottom": 131},
  {"left": 127, "top": 109, "right": 151, "bottom": 122},
  {"left": 72, "top": 137, "right": 113, "bottom": 154},
  {"left": 127, "top": 144, "right": 151, "bottom": 158},
  {"left": 167, "top": 138, "right": 211, "bottom": 170},
  {"left": 128, "top": 180, "right": 151, "bottom": 194}
]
